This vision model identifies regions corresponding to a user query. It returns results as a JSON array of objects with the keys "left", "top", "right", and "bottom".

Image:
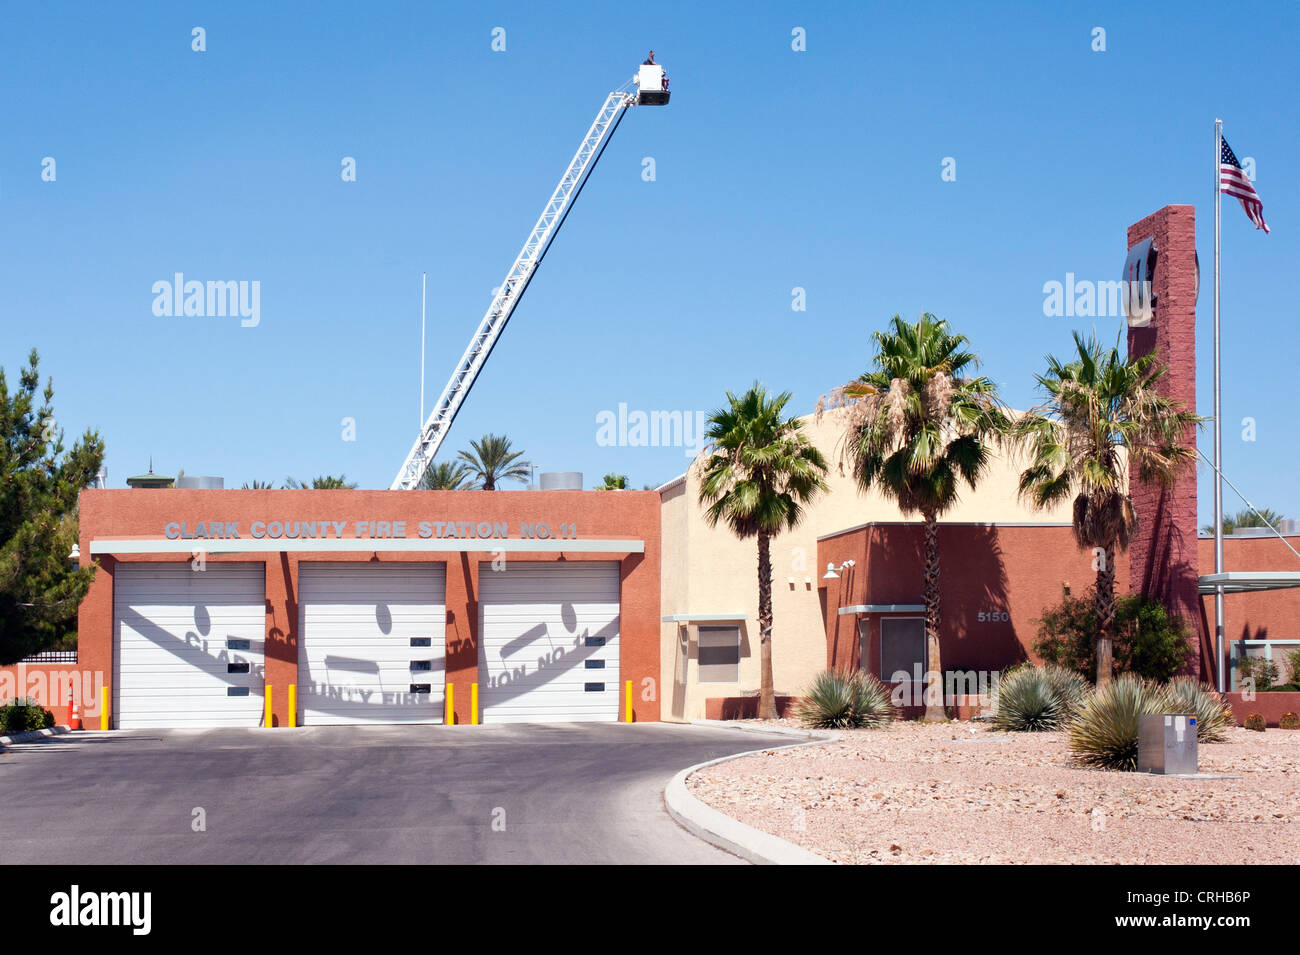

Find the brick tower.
[{"left": 1125, "top": 204, "right": 1202, "bottom": 677}]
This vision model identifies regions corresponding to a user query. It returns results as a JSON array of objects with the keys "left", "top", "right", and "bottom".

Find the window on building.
[
  {"left": 880, "top": 617, "right": 926, "bottom": 683},
  {"left": 698, "top": 625, "right": 740, "bottom": 683},
  {"left": 1231, "top": 639, "right": 1300, "bottom": 691}
]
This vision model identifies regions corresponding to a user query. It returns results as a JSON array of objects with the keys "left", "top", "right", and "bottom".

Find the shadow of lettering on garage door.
[
  {"left": 484, "top": 616, "right": 619, "bottom": 705},
  {"left": 299, "top": 596, "right": 445, "bottom": 715},
  {"left": 320, "top": 655, "right": 381, "bottom": 674},
  {"left": 117, "top": 605, "right": 266, "bottom": 691}
]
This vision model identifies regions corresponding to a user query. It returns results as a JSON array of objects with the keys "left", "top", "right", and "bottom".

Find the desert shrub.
[
  {"left": 1125, "top": 600, "right": 1196, "bottom": 683},
  {"left": 1236, "top": 657, "right": 1279, "bottom": 692},
  {"left": 1243, "top": 713, "right": 1266, "bottom": 732},
  {"left": 1279, "top": 712, "right": 1300, "bottom": 730},
  {"left": 1067, "top": 675, "right": 1174, "bottom": 771},
  {"left": 0, "top": 698, "right": 55, "bottom": 734},
  {"left": 1166, "top": 676, "right": 1234, "bottom": 743},
  {"left": 992, "top": 665, "right": 1090, "bottom": 732},
  {"left": 1033, "top": 590, "right": 1193, "bottom": 683},
  {"left": 1030, "top": 591, "right": 1096, "bottom": 676},
  {"left": 795, "top": 669, "right": 896, "bottom": 729},
  {"left": 1283, "top": 648, "right": 1300, "bottom": 685},
  {"left": 1042, "top": 665, "right": 1091, "bottom": 714},
  {"left": 992, "top": 667, "right": 1062, "bottom": 731}
]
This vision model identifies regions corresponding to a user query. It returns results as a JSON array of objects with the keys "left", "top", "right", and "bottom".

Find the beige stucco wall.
[{"left": 658, "top": 407, "right": 1074, "bottom": 722}]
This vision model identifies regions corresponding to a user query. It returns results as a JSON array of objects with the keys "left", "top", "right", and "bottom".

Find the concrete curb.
[
  {"left": 0, "top": 724, "right": 71, "bottom": 748},
  {"left": 664, "top": 720, "right": 839, "bottom": 865}
]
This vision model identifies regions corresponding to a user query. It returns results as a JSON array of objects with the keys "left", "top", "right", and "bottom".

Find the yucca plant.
[
  {"left": 992, "top": 666, "right": 1064, "bottom": 731},
  {"left": 795, "top": 669, "right": 896, "bottom": 729},
  {"left": 1165, "top": 676, "right": 1233, "bottom": 743},
  {"left": 1042, "top": 664, "right": 1091, "bottom": 714},
  {"left": 1068, "top": 675, "right": 1174, "bottom": 771}
]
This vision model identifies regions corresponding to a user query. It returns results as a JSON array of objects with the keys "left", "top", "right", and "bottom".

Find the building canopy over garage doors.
[
  {"left": 298, "top": 562, "right": 447, "bottom": 724},
  {"left": 478, "top": 562, "right": 621, "bottom": 723},
  {"left": 114, "top": 563, "right": 266, "bottom": 729}
]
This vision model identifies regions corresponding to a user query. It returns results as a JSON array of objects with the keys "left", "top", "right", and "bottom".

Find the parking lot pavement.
[{"left": 0, "top": 722, "right": 793, "bottom": 865}]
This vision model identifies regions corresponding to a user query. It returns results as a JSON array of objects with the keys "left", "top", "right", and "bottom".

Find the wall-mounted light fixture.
[{"left": 822, "top": 560, "right": 855, "bottom": 580}]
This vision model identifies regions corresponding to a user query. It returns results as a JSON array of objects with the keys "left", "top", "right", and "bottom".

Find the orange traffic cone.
[{"left": 67, "top": 687, "right": 81, "bottom": 730}]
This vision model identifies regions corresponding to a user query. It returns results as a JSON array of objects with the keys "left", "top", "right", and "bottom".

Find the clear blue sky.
[{"left": 2, "top": 1, "right": 1296, "bottom": 524}]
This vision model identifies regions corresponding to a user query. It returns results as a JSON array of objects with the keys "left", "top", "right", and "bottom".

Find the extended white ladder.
[{"left": 391, "top": 86, "right": 636, "bottom": 490}]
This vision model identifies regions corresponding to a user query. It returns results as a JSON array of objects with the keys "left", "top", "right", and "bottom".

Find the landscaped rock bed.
[{"left": 687, "top": 720, "right": 1300, "bottom": 864}]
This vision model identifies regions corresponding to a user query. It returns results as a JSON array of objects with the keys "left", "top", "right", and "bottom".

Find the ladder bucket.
[{"left": 636, "top": 64, "right": 670, "bottom": 105}]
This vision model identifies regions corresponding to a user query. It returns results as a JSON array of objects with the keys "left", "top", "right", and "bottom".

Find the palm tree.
[
  {"left": 284, "top": 475, "right": 359, "bottom": 489},
  {"left": 420, "top": 461, "right": 472, "bottom": 490},
  {"left": 823, "top": 313, "right": 1008, "bottom": 720},
  {"left": 596, "top": 472, "right": 629, "bottom": 490},
  {"left": 456, "top": 434, "right": 530, "bottom": 490},
  {"left": 1014, "top": 330, "right": 1199, "bottom": 686},
  {"left": 1203, "top": 507, "right": 1284, "bottom": 536},
  {"left": 698, "top": 384, "right": 828, "bottom": 720},
  {"left": 241, "top": 480, "right": 275, "bottom": 489}
]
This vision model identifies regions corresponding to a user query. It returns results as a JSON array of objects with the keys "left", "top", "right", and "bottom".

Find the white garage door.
[
  {"left": 478, "top": 562, "right": 620, "bottom": 723},
  {"left": 114, "top": 562, "right": 266, "bottom": 729},
  {"left": 298, "top": 562, "right": 446, "bottom": 724}
]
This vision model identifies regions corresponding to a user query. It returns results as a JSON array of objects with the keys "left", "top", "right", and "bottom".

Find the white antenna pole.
[{"left": 420, "top": 271, "right": 427, "bottom": 432}]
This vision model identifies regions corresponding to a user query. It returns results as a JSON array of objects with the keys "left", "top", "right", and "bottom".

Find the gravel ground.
[{"left": 688, "top": 720, "right": 1300, "bottom": 864}]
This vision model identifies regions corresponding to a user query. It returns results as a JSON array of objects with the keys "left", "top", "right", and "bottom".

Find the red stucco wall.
[
  {"left": 820, "top": 523, "right": 1133, "bottom": 679},
  {"left": 819, "top": 522, "right": 1298, "bottom": 689}
]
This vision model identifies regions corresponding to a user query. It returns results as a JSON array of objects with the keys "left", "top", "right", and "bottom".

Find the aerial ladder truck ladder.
[{"left": 391, "top": 60, "right": 670, "bottom": 490}]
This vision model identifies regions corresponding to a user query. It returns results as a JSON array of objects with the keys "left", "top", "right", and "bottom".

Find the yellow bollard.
[
  {"left": 101, "top": 685, "right": 109, "bottom": 731},
  {"left": 265, "top": 685, "right": 273, "bottom": 728},
  {"left": 471, "top": 683, "right": 479, "bottom": 725},
  {"left": 625, "top": 680, "right": 633, "bottom": 723},
  {"left": 288, "top": 685, "right": 297, "bottom": 728},
  {"left": 445, "top": 683, "right": 454, "bottom": 725}
]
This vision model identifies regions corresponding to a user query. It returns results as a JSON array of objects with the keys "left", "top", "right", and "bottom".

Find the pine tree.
[{"left": 0, "top": 349, "right": 105, "bottom": 663}]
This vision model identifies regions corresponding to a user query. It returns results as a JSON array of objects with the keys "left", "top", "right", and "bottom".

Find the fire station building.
[{"left": 7, "top": 205, "right": 1298, "bottom": 729}]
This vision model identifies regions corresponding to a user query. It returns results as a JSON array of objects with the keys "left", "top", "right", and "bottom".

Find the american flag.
[{"left": 1220, "top": 137, "right": 1269, "bottom": 233}]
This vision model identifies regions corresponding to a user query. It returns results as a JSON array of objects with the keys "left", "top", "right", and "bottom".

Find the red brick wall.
[
  {"left": 67, "top": 488, "right": 661, "bottom": 726},
  {"left": 1126, "top": 205, "right": 1202, "bottom": 677}
]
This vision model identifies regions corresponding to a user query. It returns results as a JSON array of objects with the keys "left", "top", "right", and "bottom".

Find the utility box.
[{"left": 1138, "top": 713, "right": 1198, "bottom": 775}]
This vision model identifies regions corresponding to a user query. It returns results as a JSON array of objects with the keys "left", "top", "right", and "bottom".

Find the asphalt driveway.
[{"left": 0, "top": 722, "right": 792, "bottom": 864}]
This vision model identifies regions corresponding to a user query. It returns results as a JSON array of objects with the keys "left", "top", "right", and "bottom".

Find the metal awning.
[
  {"left": 89, "top": 537, "right": 644, "bottom": 556},
  {"left": 838, "top": 604, "right": 925, "bottom": 615},
  {"left": 660, "top": 612, "right": 748, "bottom": 623},
  {"left": 1198, "top": 571, "right": 1300, "bottom": 595}
]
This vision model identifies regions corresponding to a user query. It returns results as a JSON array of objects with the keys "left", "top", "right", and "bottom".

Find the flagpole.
[
  {"left": 420, "top": 271, "right": 427, "bottom": 431},
  {"left": 1213, "top": 118, "right": 1226, "bottom": 693}
]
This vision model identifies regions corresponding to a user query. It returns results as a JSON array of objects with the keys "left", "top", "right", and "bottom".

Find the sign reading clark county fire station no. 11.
[{"left": 162, "top": 519, "right": 580, "bottom": 541}]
